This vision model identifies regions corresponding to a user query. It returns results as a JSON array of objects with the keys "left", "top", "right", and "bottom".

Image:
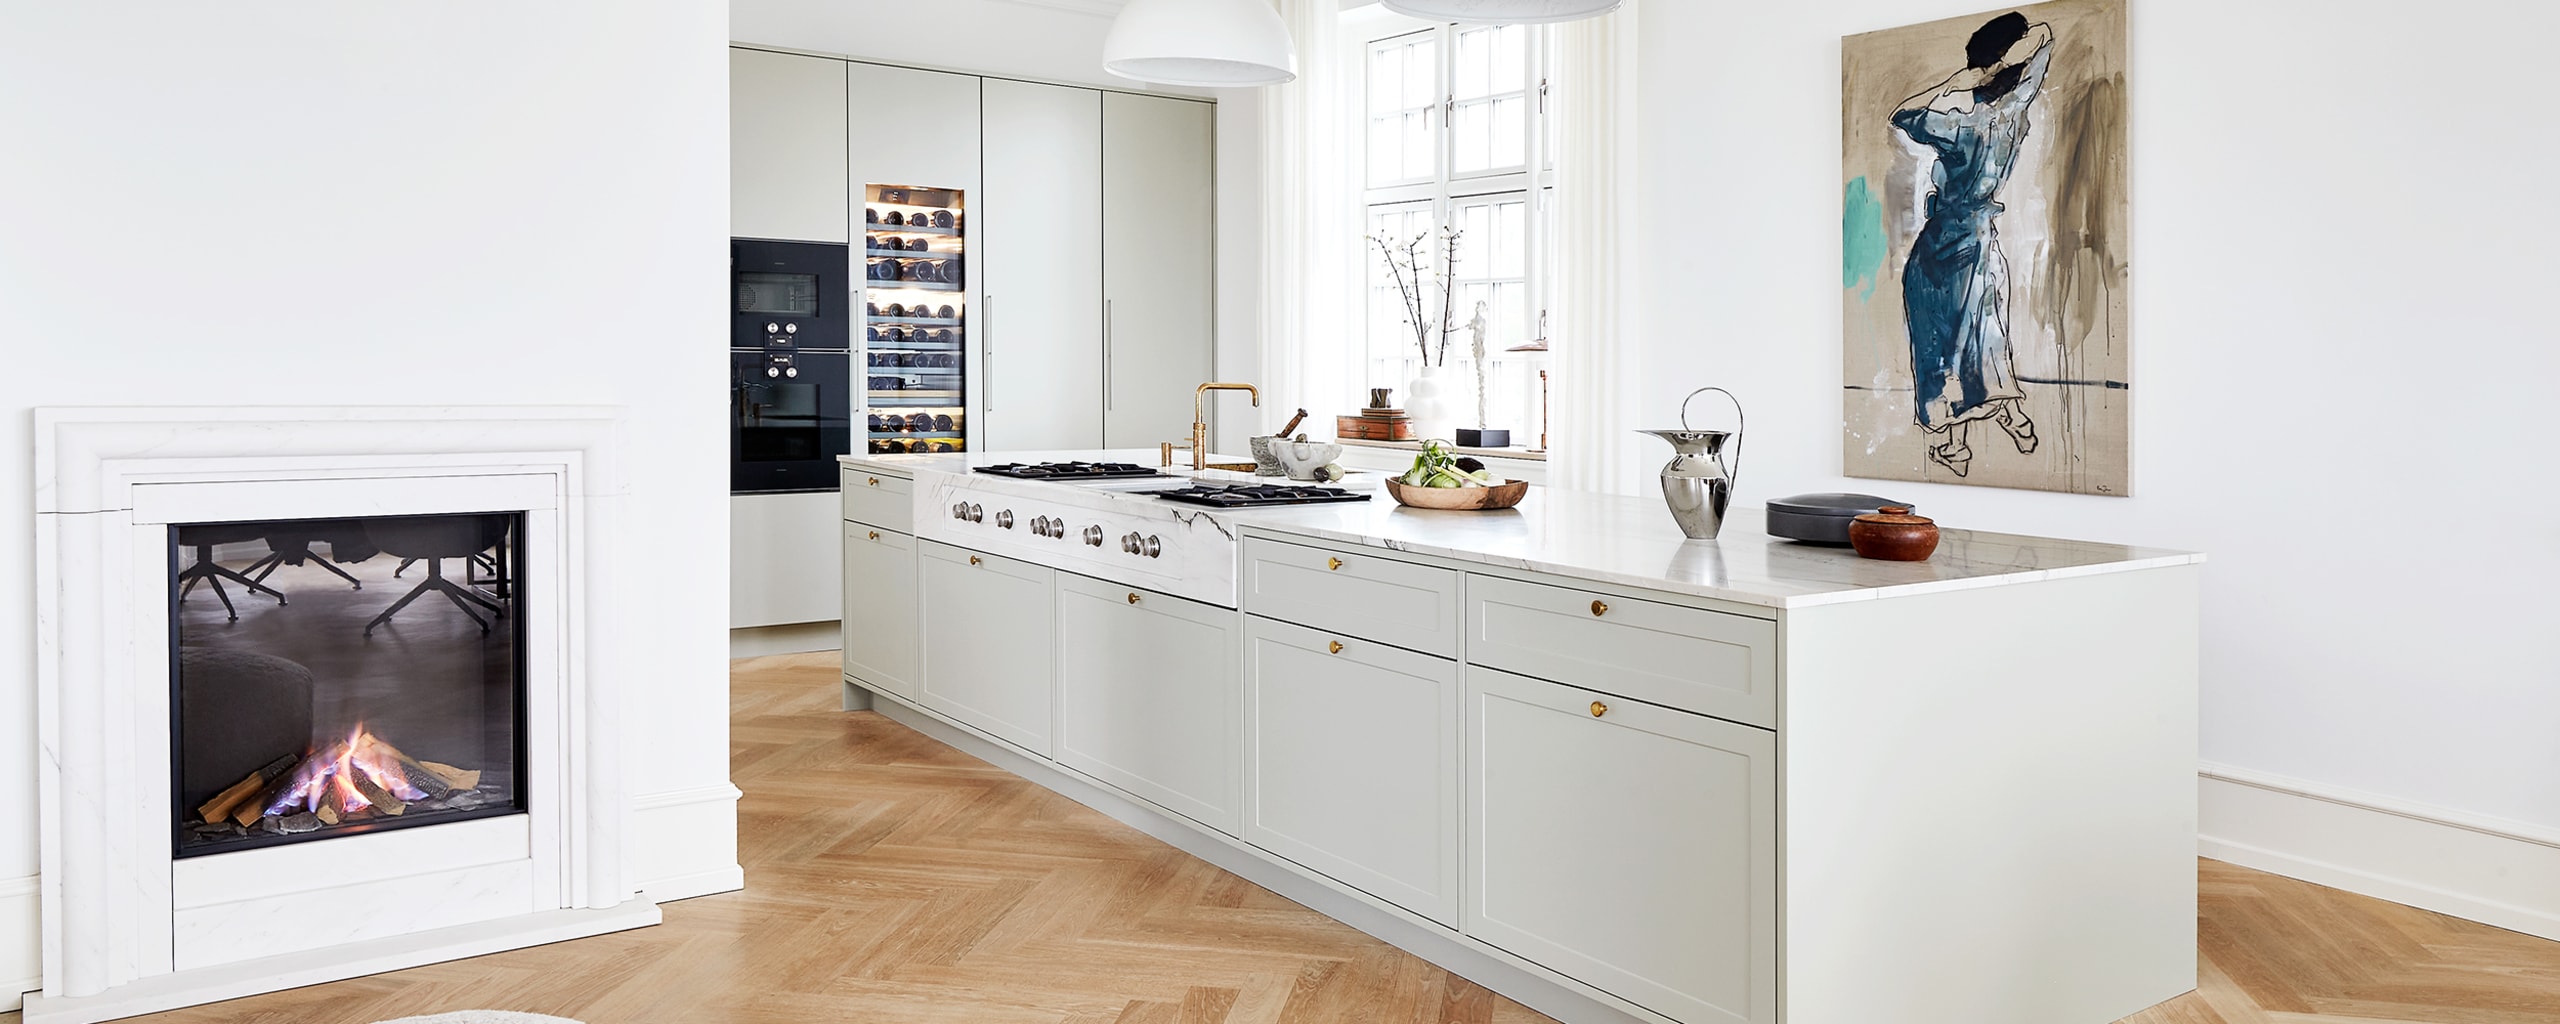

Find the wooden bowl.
[{"left": 1383, "top": 478, "right": 1529, "bottom": 511}]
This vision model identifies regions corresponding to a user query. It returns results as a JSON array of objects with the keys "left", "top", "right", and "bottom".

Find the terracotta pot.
[{"left": 1848, "top": 505, "right": 1939, "bottom": 561}]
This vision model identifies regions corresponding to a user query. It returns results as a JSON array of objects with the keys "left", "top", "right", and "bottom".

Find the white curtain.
[
  {"left": 1257, "top": 0, "right": 1355, "bottom": 433},
  {"left": 1549, "top": 2, "right": 1644, "bottom": 495}
]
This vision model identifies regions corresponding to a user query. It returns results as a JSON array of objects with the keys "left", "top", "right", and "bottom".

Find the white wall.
[
  {"left": 0, "top": 0, "right": 737, "bottom": 1004},
  {"left": 1637, "top": 0, "right": 2560, "bottom": 858}
]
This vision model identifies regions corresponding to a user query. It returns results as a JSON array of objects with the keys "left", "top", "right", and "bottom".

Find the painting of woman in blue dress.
[{"left": 1889, "top": 12, "right": 2053, "bottom": 478}]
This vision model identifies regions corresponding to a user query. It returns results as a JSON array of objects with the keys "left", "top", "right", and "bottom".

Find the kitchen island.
[{"left": 836, "top": 450, "right": 2202, "bottom": 1024}]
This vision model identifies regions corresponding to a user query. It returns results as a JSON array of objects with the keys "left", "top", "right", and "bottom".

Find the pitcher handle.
[{"left": 1678, "top": 386, "right": 1745, "bottom": 493}]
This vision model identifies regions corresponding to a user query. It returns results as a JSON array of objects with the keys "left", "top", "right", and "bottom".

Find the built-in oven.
[
  {"left": 733, "top": 238, "right": 853, "bottom": 493},
  {"left": 732, "top": 348, "right": 852, "bottom": 493}
]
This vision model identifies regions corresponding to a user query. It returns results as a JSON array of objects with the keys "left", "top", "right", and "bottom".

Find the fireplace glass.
[{"left": 170, "top": 511, "right": 527, "bottom": 858}]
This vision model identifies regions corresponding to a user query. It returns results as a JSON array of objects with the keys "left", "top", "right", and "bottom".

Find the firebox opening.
[{"left": 169, "top": 511, "right": 529, "bottom": 858}]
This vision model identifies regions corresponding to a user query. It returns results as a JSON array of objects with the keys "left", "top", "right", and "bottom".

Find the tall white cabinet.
[
  {"left": 730, "top": 49, "right": 848, "bottom": 244},
  {"left": 1102, "top": 93, "right": 1218, "bottom": 447},
  {"left": 980, "top": 81, "right": 1104, "bottom": 451}
]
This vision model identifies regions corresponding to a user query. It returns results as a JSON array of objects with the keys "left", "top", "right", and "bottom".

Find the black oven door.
[
  {"left": 733, "top": 239, "right": 850, "bottom": 352},
  {"left": 731, "top": 350, "right": 852, "bottom": 493}
]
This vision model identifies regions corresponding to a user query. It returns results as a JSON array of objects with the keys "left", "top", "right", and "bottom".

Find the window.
[{"left": 1359, "top": 18, "right": 1553, "bottom": 446}]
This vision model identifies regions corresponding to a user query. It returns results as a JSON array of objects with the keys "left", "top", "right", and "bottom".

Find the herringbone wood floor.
[{"left": 16, "top": 652, "right": 2559, "bottom": 1023}]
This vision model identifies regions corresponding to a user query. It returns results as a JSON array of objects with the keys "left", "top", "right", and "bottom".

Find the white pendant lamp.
[
  {"left": 1103, "top": 0, "right": 1299, "bottom": 87},
  {"left": 1380, "top": 0, "right": 1622, "bottom": 24}
]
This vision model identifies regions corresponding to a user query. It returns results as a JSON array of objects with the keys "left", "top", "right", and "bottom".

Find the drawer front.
[
  {"left": 1467, "top": 576, "right": 1776, "bottom": 729},
  {"left": 918, "top": 541, "right": 1055, "bottom": 755},
  {"left": 1243, "top": 616, "right": 1461, "bottom": 926},
  {"left": 842, "top": 523, "right": 918, "bottom": 697},
  {"left": 1057, "top": 574, "right": 1241, "bottom": 834},
  {"left": 1466, "top": 667, "right": 1777, "bottom": 1024},
  {"left": 1241, "top": 537, "right": 1461, "bottom": 658},
  {"left": 840, "top": 468, "right": 912, "bottom": 533}
]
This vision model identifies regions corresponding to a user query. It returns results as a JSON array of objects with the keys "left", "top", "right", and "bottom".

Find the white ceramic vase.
[{"left": 1406, "top": 365, "right": 1461, "bottom": 444}]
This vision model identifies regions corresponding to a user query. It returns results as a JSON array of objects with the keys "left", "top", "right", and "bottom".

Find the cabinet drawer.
[
  {"left": 841, "top": 468, "right": 912, "bottom": 533},
  {"left": 1466, "top": 667, "right": 1777, "bottom": 1024},
  {"left": 1243, "top": 616, "right": 1461, "bottom": 926},
  {"left": 1241, "top": 537, "right": 1460, "bottom": 658},
  {"left": 842, "top": 523, "right": 917, "bottom": 697},
  {"left": 1467, "top": 576, "right": 1776, "bottom": 729},
  {"left": 1057, "top": 574, "right": 1240, "bottom": 834}
]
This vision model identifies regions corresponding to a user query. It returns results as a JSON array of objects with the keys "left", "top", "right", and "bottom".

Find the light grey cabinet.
[
  {"left": 1465, "top": 667, "right": 1777, "bottom": 1024},
  {"left": 980, "top": 80, "right": 1104, "bottom": 451},
  {"left": 730, "top": 49, "right": 848, "bottom": 243},
  {"left": 732, "top": 492, "right": 843, "bottom": 628},
  {"left": 1101, "top": 92, "right": 1217, "bottom": 448},
  {"left": 1056, "top": 575, "right": 1241, "bottom": 833},
  {"left": 1242, "top": 615, "right": 1461, "bottom": 926},
  {"left": 919, "top": 540, "right": 1054, "bottom": 755},
  {"left": 841, "top": 523, "right": 918, "bottom": 698}
]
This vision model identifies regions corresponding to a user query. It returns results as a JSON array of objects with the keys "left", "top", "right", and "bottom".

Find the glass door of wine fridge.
[{"left": 861, "top": 184, "right": 967, "bottom": 454}]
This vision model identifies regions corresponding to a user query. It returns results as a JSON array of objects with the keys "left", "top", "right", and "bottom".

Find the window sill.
[{"left": 1334, "top": 436, "right": 1548, "bottom": 462}]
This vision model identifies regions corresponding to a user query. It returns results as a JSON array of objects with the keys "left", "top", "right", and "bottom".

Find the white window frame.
[{"left": 1355, "top": 15, "right": 1556, "bottom": 444}]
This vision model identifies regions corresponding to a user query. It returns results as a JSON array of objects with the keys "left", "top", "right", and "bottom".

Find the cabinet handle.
[
  {"left": 1327, "top": 640, "right": 1344, "bottom": 655},
  {"left": 1104, "top": 298, "right": 1115, "bottom": 413},
  {"left": 969, "top": 555, "right": 983, "bottom": 566},
  {"left": 1590, "top": 600, "right": 1609, "bottom": 617},
  {"left": 982, "top": 295, "right": 995, "bottom": 414},
  {"left": 1326, "top": 557, "right": 1343, "bottom": 571},
  {"left": 1126, "top": 592, "right": 1141, "bottom": 605},
  {"left": 1590, "top": 701, "right": 1608, "bottom": 718},
  {"left": 867, "top": 477, "right": 880, "bottom": 487},
  {"left": 867, "top": 530, "right": 880, "bottom": 541}
]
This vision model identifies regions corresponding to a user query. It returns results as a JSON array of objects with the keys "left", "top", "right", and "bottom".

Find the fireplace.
[
  {"left": 29, "top": 407, "right": 671, "bottom": 1024},
  {"left": 172, "top": 512, "right": 527, "bottom": 858}
]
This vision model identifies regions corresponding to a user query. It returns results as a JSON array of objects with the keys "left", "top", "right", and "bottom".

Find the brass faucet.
[{"left": 1163, "top": 382, "right": 1261, "bottom": 472}]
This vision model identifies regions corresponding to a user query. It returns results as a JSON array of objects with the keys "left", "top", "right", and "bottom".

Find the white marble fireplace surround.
[{"left": 27, "top": 407, "right": 665, "bottom": 1024}]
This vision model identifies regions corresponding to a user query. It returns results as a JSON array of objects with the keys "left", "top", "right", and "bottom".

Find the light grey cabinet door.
[
  {"left": 919, "top": 541, "right": 1055, "bottom": 755},
  {"left": 732, "top": 491, "right": 844, "bottom": 628},
  {"left": 1101, "top": 93, "right": 1216, "bottom": 448},
  {"left": 1056, "top": 575, "right": 1240, "bottom": 833},
  {"left": 1465, "top": 667, "right": 1777, "bottom": 1024},
  {"left": 841, "top": 524, "right": 918, "bottom": 698},
  {"left": 730, "top": 49, "right": 848, "bottom": 243},
  {"left": 1243, "top": 616, "right": 1460, "bottom": 926},
  {"left": 980, "top": 80, "right": 1104, "bottom": 450}
]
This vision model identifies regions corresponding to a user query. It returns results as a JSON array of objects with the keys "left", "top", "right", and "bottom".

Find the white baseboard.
[
  {"left": 2198, "top": 763, "right": 2560, "bottom": 941},
  {"left": 728, "top": 623, "right": 841, "bottom": 659},
  {"left": 628, "top": 784, "right": 746, "bottom": 903},
  {"left": 4, "top": 873, "right": 36, "bottom": 1012}
]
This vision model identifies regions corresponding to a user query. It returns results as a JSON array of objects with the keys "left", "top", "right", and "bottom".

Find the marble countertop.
[{"left": 843, "top": 450, "right": 2202, "bottom": 610}]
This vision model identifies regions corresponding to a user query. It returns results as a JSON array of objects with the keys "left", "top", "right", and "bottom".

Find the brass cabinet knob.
[
  {"left": 1126, "top": 593, "right": 1141, "bottom": 605},
  {"left": 1327, "top": 557, "right": 1343, "bottom": 571},
  {"left": 1590, "top": 701, "right": 1608, "bottom": 717},
  {"left": 1591, "top": 600, "right": 1609, "bottom": 617},
  {"left": 867, "top": 530, "right": 880, "bottom": 541},
  {"left": 867, "top": 477, "right": 880, "bottom": 486},
  {"left": 1327, "top": 640, "right": 1344, "bottom": 655},
  {"left": 968, "top": 555, "right": 983, "bottom": 566}
]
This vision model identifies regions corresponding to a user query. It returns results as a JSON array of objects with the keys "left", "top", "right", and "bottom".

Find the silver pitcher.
[{"left": 1639, "top": 387, "right": 1746, "bottom": 540}]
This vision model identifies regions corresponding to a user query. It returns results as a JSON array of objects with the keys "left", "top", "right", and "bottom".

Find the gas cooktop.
[
  {"left": 1142, "top": 483, "right": 1374, "bottom": 508},
  {"left": 973, "top": 461, "right": 1170, "bottom": 481}
]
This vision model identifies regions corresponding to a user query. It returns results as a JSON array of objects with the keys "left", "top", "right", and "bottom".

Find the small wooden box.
[{"left": 1337, "top": 414, "right": 1415, "bottom": 441}]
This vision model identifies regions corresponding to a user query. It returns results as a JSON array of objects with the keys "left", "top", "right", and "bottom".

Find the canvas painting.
[{"left": 1842, "top": 0, "right": 2130, "bottom": 495}]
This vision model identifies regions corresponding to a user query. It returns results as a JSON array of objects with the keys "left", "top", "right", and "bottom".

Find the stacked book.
[{"left": 1336, "top": 406, "right": 1415, "bottom": 442}]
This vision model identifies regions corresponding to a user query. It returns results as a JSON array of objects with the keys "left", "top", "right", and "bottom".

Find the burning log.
[
  {"left": 347, "top": 770, "right": 406, "bottom": 816},
  {"left": 420, "top": 761, "right": 482, "bottom": 791},
  {"left": 199, "top": 754, "right": 298, "bottom": 823},
  {"left": 315, "top": 803, "right": 340, "bottom": 826},
  {"left": 355, "top": 733, "right": 452, "bottom": 800}
]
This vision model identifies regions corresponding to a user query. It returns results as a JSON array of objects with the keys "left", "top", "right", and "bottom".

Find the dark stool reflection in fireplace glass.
[{"left": 169, "top": 511, "right": 528, "bottom": 857}]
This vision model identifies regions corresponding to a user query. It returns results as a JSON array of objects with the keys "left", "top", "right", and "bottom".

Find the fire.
[{"left": 262, "top": 724, "right": 434, "bottom": 818}]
